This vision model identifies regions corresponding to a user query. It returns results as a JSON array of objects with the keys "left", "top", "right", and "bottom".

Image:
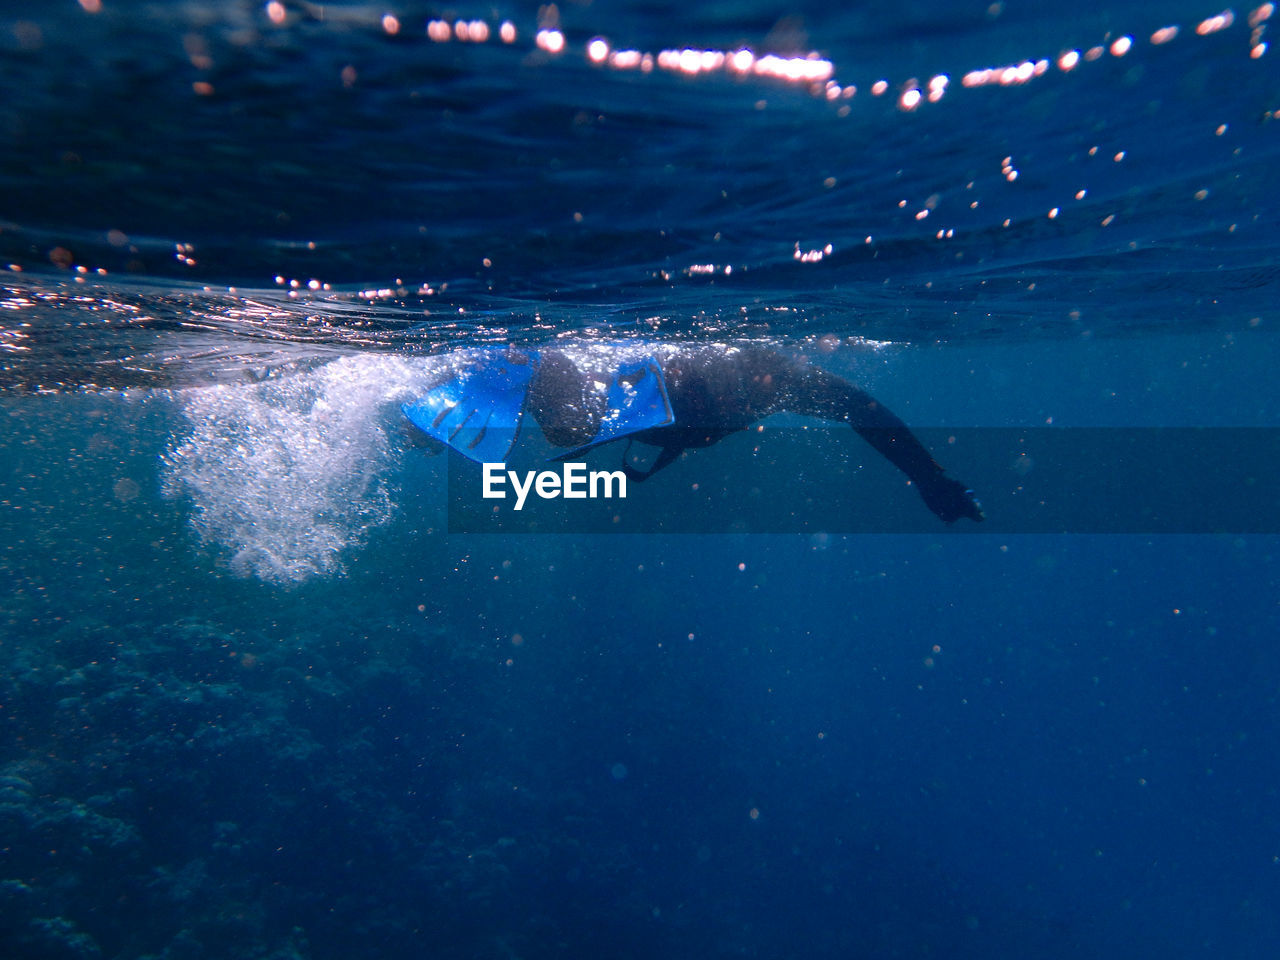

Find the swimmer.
[{"left": 404, "top": 343, "right": 983, "bottom": 523}]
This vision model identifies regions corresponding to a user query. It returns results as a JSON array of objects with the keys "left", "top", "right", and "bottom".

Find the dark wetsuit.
[{"left": 525, "top": 345, "right": 983, "bottom": 524}]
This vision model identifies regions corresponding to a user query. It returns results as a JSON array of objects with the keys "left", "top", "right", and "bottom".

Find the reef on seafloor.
[{"left": 0, "top": 611, "right": 575, "bottom": 960}]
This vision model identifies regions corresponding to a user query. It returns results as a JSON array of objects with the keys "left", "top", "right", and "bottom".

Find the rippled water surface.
[{"left": 4, "top": 0, "right": 1279, "bottom": 386}]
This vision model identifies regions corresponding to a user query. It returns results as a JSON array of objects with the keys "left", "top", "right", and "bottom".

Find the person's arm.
[{"left": 781, "top": 363, "right": 983, "bottom": 524}]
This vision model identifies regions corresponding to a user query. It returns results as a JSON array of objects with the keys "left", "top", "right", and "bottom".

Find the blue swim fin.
[
  {"left": 402, "top": 349, "right": 539, "bottom": 463},
  {"left": 555, "top": 357, "right": 674, "bottom": 459}
]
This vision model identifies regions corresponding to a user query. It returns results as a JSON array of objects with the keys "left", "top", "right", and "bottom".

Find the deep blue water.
[{"left": 3, "top": 1, "right": 1280, "bottom": 958}]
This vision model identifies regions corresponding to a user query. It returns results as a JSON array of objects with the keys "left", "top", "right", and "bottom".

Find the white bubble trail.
[{"left": 163, "top": 354, "right": 439, "bottom": 583}]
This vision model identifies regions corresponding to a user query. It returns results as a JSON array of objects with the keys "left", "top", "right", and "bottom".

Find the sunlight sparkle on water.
[
  {"left": 1197, "top": 11, "right": 1236, "bottom": 34},
  {"left": 536, "top": 29, "right": 565, "bottom": 54},
  {"left": 244, "top": 3, "right": 1275, "bottom": 112}
]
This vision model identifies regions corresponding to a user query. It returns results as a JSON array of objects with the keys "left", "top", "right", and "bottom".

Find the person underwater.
[{"left": 402, "top": 342, "right": 984, "bottom": 524}]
